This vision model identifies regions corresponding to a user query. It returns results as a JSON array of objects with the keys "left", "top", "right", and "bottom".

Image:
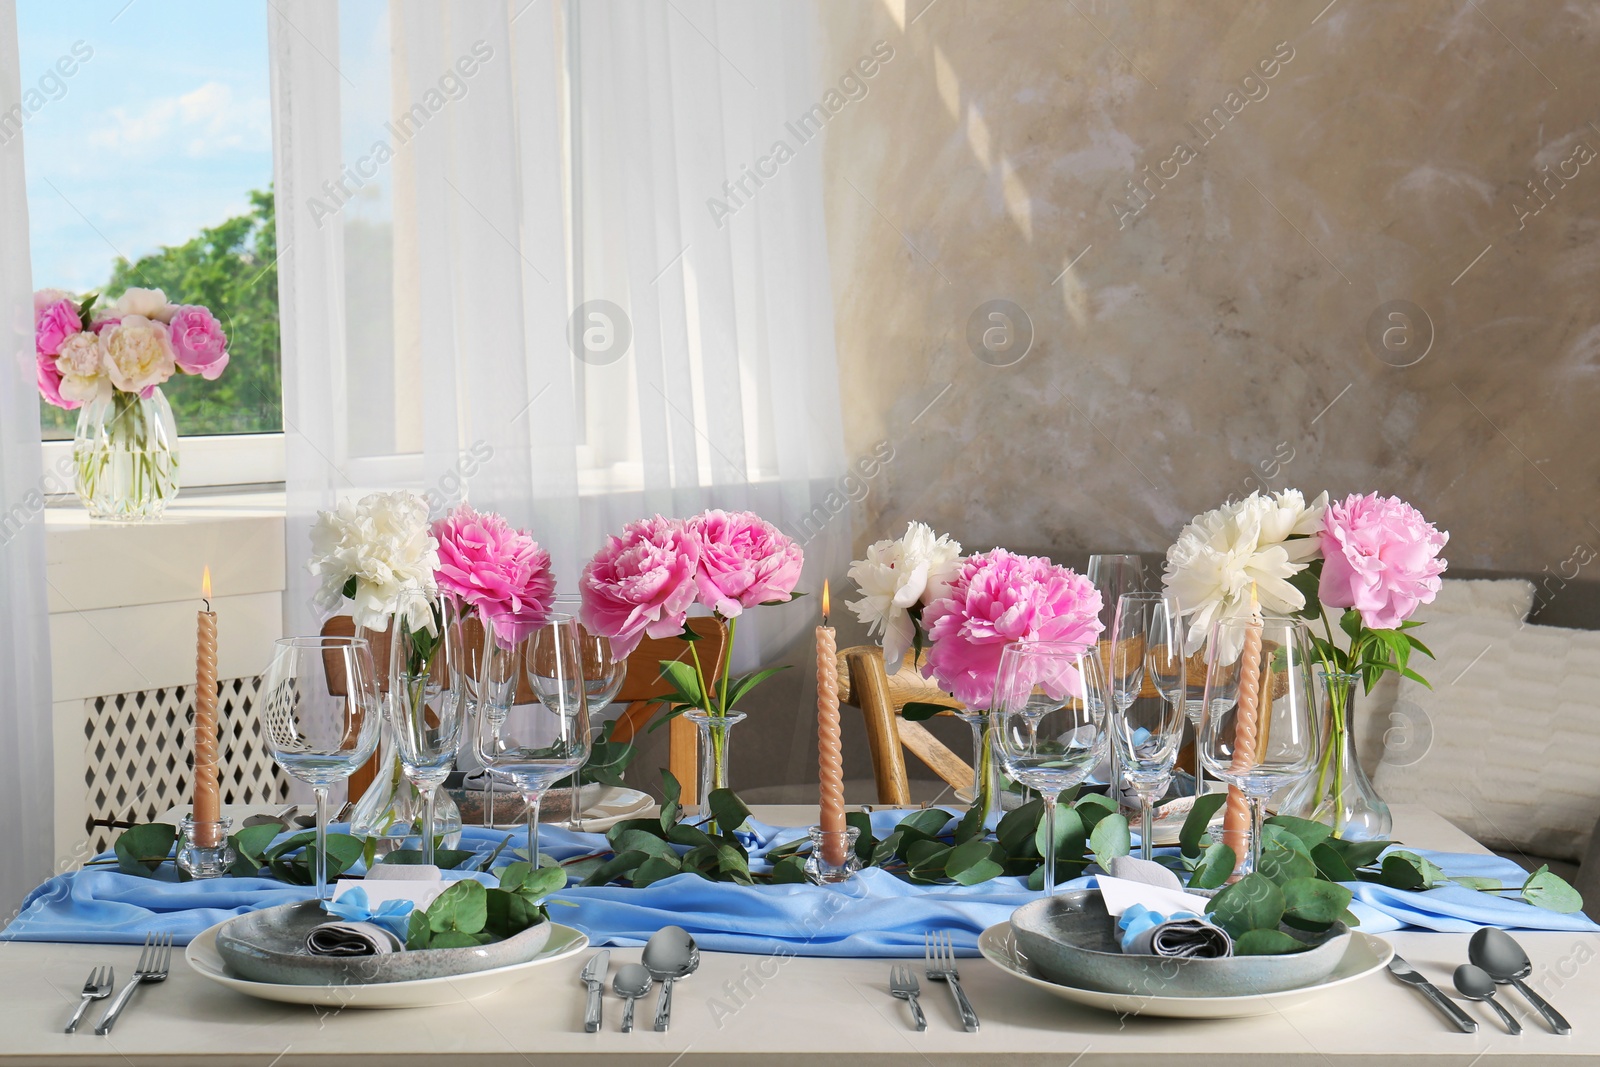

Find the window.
[{"left": 19, "top": 0, "right": 280, "bottom": 443}]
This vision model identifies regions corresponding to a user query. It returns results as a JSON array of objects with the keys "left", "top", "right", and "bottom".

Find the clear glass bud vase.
[
  {"left": 684, "top": 709, "right": 745, "bottom": 831},
  {"left": 73, "top": 387, "right": 180, "bottom": 520},
  {"left": 1277, "top": 669, "right": 1392, "bottom": 840}
]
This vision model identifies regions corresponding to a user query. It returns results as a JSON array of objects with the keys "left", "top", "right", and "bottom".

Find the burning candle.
[
  {"left": 194, "top": 566, "right": 221, "bottom": 847},
  {"left": 1221, "top": 586, "right": 1262, "bottom": 868},
  {"left": 816, "top": 580, "right": 847, "bottom": 865}
]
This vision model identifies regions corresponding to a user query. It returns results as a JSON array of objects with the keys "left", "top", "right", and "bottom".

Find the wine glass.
[
  {"left": 991, "top": 641, "right": 1109, "bottom": 896},
  {"left": 385, "top": 591, "right": 467, "bottom": 866},
  {"left": 475, "top": 614, "right": 593, "bottom": 866},
  {"left": 260, "top": 636, "right": 383, "bottom": 898},
  {"left": 1197, "top": 615, "right": 1317, "bottom": 878},
  {"left": 554, "top": 597, "right": 627, "bottom": 828},
  {"left": 1109, "top": 593, "right": 1187, "bottom": 860},
  {"left": 1087, "top": 554, "right": 1144, "bottom": 795}
]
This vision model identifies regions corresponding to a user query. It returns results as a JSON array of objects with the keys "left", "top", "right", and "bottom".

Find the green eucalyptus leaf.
[
  {"left": 1035, "top": 804, "right": 1084, "bottom": 867},
  {"left": 845, "top": 811, "right": 876, "bottom": 862},
  {"left": 1262, "top": 815, "right": 1333, "bottom": 854},
  {"left": 1206, "top": 873, "right": 1285, "bottom": 938},
  {"left": 581, "top": 849, "right": 649, "bottom": 887},
  {"left": 1234, "top": 929, "right": 1309, "bottom": 956},
  {"left": 427, "top": 930, "right": 491, "bottom": 949},
  {"left": 667, "top": 823, "right": 716, "bottom": 851},
  {"left": 611, "top": 828, "right": 679, "bottom": 863},
  {"left": 483, "top": 888, "right": 545, "bottom": 939},
  {"left": 1089, "top": 813, "right": 1131, "bottom": 871},
  {"left": 1072, "top": 792, "right": 1117, "bottom": 832},
  {"left": 1258, "top": 824, "right": 1313, "bottom": 858},
  {"left": 708, "top": 789, "right": 751, "bottom": 835},
  {"left": 898, "top": 701, "right": 951, "bottom": 722},
  {"left": 1281, "top": 877, "right": 1352, "bottom": 925},
  {"left": 1179, "top": 792, "right": 1228, "bottom": 857},
  {"left": 427, "top": 879, "right": 488, "bottom": 934},
  {"left": 997, "top": 797, "right": 1045, "bottom": 856},
  {"left": 633, "top": 855, "right": 683, "bottom": 888},
  {"left": 945, "top": 839, "right": 1005, "bottom": 886},
  {"left": 660, "top": 768, "right": 681, "bottom": 830},
  {"left": 1187, "top": 842, "right": 1236, "bottom": 889},
  {"left": 899, "top": 808, "right": 955, "bottom": 839},
  {"left": 953, "top": 802, "right": 987, "bottom": 845},
  {"left": 1327, "top": 837, "right": 1392, "bottom": 870},
  {"left": 1522, "top": 865, "right": 1584, "bottom": 913},
  {"left": 114, "top": 823, "right": 177, "bottom": 876},
  {"left": 1310, "top": 842, "right": 1356, "bottom": 882},
  {"left": 406, "top": 909, "right": 432, "bottom": 950},
  {"left": 770, "top": 855, "right": 809, "bottom": 884},
  {"left": 1378, "top": 850, "right": 1443, "bottom": 891},
  {"left": 1257, "top": 844, "right": 1318, "bottom": 885}
]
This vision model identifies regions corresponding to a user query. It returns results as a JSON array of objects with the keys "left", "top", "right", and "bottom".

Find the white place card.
[{"left": 1096, "top": 874, "right": 1214, "bottom": 919}]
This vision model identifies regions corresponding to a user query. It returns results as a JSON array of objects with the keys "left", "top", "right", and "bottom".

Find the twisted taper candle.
[
  {"left": 194, "top": 605, "right": 221, "bottom": 847},
  {"left": 1220, "top": 609, "right": 1263, "bottom": 866},
  {"left": 816, "top": 622, "right": 847, "bottom": 865}
]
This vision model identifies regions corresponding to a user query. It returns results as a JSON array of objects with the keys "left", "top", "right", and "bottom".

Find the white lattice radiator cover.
[{"left": 83, "top": 676, "right": 288, "bottom": 854}]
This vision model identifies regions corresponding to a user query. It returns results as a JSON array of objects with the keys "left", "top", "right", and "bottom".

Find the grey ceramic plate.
[
  {"left": 1010, "top": 889, "right": 1352, "bottom": 997},
  {"left": 217, "top": 900, "right": 553, "bottom": 986}
]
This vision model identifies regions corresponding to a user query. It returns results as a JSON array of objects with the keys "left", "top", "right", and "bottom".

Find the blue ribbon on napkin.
[
  {"left": 5, "top": 816, "right": 1595, "bottom": 955},
  {"left": 322, "top": 887, "right": 415, "bottom": 944}
]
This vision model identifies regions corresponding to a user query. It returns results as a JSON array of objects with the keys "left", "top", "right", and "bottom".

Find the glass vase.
[
  {"left": 72, "top": 386, "right": 179, "bottom": 520},
  {"left": 684, "top": 709, "right": 745, "bottom": 831},
  {"left": 348, "top": 711, "right": 464, "bottom": 857},
  {"left": 958, "top": 711, "right": 1002, "bottom": 824},
  {"left": 1277, "top": 669, "right": 1392, "bottom": 840}
]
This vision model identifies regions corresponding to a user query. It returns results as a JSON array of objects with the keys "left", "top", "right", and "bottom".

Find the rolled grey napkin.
[
  {"left": 305, "top": 920, "right": 404, "bottom": 957},
  {"left": 1124, "top": 916, "right": 1234, "bottom": 959}
]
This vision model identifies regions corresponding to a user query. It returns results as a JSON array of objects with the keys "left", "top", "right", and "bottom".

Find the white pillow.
[{"left": 1369, "top": 613, "right": 1600, "bottom": 863}]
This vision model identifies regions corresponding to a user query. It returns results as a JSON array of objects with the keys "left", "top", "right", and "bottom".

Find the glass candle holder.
[
  {"left": 804, "top": 825, "right": 861, "bottom": 885},
  {"left": 177, "top": 815, "right": 236, "bottom": 879}
]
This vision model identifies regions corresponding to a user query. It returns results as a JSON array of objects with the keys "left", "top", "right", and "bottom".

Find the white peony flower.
[
  {"left": 308, "top": 491, "right": 440, "bottom": 632},
  {"left": 102, "top": 315, "right": 176, "bottom": 394},
  {"left": 1162, "top": 490, "right": 1328, "bottom": 661},
  {"left": 55, "top": 332, "right": 109, "bottom": 404},
  {"left": 113, "top": 287, "right": 173, "bottom": 322},
  {"left": 846, "top": 520, "right": 962, "bottom": 673}
]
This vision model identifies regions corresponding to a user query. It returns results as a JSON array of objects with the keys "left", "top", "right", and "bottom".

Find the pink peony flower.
[
  {"left": 685, "top": 509, "right": 804, "bottom": 618},
  {"left": 34, "top": 288, "right": 72, "bottom": 316},
  {"left": 37, "top": 352, "right": 75, "bottom": 410},
  {"left": 35, "top": 299, "right": 82, "bottom": 357},
  {"left": 920, "top": 548, "right": 1105, "bottom": 709},
  {"left": 1318, "top": 493, "right": 1448, "bottom": 630},
  {"left": 431, "top": 504, "right": 555, "bottom": 646},
  {"left": 168, "top": 304, "right": 230, "bottom": 380},
  {"left": 580, "top": 515, "right": 702, "bottom": 661}
]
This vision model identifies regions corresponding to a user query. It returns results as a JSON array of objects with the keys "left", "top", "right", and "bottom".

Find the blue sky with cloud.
[{"left": 17, "top": 0, "right": 272, "bottom": 292}]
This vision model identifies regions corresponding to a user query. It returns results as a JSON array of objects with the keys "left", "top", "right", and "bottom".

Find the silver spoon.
[
  {"left": 613, "top": 963, "right": 653, "bottom": 1033},
  {"left": 1469, "top": 927, "right": 1571, "bottom": 1035},
  {"left": 1455, "top": 964, "right": 1521, "bottom": 1035},
  {"left": 643, "top": 926, "right": 700, "bottom": 1032}
]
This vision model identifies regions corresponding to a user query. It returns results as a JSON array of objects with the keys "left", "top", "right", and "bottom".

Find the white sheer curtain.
[
  {"left": 0, "top": 0, "right": 54, "bottom": 923},
  {"left": 271, "top": 0, "right": 849, "bottom": 673}
]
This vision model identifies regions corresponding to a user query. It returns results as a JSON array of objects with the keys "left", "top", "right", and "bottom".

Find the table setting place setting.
[{"left": 6, "top": 492, "right": 1597, "bottom": 1053}]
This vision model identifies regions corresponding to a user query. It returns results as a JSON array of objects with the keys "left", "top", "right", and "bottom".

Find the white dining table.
[{"left": 1, "top": 803, "right": 1595, "bottom": 1064}]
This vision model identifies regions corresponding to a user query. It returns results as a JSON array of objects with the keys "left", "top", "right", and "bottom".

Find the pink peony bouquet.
[
  {"left": 432, "top": 504, "right": 556, "bottom": 645},
  {"left": 579, "top": 509, "right": 803, "bottom": 722},
  {"left": 919, "top": 548, "right": 1105, "bottom": 709},
  {"left": 34, "top": 286, "right": 229, "bottom": 410}
]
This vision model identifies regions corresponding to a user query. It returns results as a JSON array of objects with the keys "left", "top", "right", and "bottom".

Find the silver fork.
[
  {"left": 888, "top": 965, "right": 926, "bottom": 1031},
  {"left": 64, "top": 966, "right": 113, "bottom": 1033},
  {"left": 95, "top": 933, "right": 172, "bottom": 1036},
  {"left": 924, "top": 930, "right": 979, "bottom": 1032}
]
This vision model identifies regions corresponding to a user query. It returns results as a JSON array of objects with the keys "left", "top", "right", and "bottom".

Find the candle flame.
[
  {"left": 821, "top": 580, "right": 830, "bottom": 622},
  {"left": 202, "top": 566, "right": 212, "bottom": 601}
]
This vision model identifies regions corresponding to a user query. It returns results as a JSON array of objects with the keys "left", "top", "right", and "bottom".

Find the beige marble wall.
[{"left": 817, "top": 0, "right": 1600, "bottom": 579}]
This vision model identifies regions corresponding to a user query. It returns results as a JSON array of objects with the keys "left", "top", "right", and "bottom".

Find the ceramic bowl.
[
  {"left": 1009, "top": 889, "right": 1351, "bottom": 997},
  {"left": 216, "top": 900, "right": 552, "bottom": 986}
]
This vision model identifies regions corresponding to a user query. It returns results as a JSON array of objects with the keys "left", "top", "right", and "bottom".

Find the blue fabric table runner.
[{"left": 6, "top": 812, "right": 1595, "bottom": 955}]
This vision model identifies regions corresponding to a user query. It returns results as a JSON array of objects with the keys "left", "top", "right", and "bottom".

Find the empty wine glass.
[
  {"left": 1087, "top": 554, "right": 1144, "bottom": 796},
  {"left": 1197, "top": 614, "right": 1317, "bottom": 877},
  {"left": 555, "top": 599, "right": 626, "bottom": 828},
  {"left": 260, "top": 636, "right": 383, "bottom": 898},
  {"left": 385, "top": 591, "right": 467, "bottom": 866},
  {"left": 991, "top": 641, "right": 1109, "bottom": 896},
  {"left": 475, "top": 614, "right": 593, "bottom": 866},
  {"left": 1109, "top": 593, "right": 1187, "bottom": 860}
]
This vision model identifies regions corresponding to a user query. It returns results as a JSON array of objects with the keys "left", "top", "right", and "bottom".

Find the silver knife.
[
  {"left": 1388, "top": 955, "right": 1477, "bottom": 1033},
  {"left": 580, "top": 951, "right": 610, "bottom": 1033}
]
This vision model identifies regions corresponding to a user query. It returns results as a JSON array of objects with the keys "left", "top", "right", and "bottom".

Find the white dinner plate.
[
  {"left": 977, "top": 923, "right": 1393, "bottom": 1019},
  {"left": 566, "top": 786, "right": 655, "bottom": 832},
  {"left": 186, "top": 920, "right": 588, "bottom": 1009}
]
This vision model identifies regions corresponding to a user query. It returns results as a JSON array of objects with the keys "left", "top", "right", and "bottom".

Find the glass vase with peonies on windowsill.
[{"left": 35, "top": 286, "right": 230, "bottom": 520}]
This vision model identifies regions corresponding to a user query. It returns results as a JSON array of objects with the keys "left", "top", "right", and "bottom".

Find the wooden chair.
[
  {"left": 840, "top": 642, "right": 1182, "bottom": 806},
  {"left": 837, "top": 645, "right": 972, "bottom": 806},
  {"left": 321, "top": 614, "right": 729, "bottom": 808},
  {"left": 608, "top": 617, "right": 729, "bottom": 808}
]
